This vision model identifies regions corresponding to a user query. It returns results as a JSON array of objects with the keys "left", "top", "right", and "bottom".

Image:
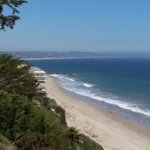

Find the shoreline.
[{"left": 44, "top": 76, "right": 150, "bottom": 150}]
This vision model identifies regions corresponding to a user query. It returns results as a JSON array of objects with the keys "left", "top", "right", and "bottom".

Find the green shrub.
[
  {"left": 79, "top": 135, "right": 104, "bottom": 150},
  {"left": 0, "top": 134, "right": 16, "bottom": 150},
  {"left": 42, "top": 97, "right": 67, "bottom": 126}
]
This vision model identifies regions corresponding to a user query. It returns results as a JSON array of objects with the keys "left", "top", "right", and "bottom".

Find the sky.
[{"left": 0, "top": 0, "right": 150, "bottom": 54}]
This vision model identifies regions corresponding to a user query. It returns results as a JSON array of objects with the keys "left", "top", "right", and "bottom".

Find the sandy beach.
[{"left": 44, "top": 76, "right": 150, "bottom": 150}]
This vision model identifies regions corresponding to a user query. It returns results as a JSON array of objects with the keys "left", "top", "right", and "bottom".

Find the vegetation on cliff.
[{"left": 0, "top": 54, "right": 104, "bottom": 150}]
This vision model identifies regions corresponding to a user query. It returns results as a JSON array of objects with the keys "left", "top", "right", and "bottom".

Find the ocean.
[{"left": 28, "top": 58, "right": 150, "bottom": 130}]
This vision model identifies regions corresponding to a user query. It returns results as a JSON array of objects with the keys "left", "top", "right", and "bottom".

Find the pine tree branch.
[{"left": 0, "top": 0, "right": 27, "bottom": 31}]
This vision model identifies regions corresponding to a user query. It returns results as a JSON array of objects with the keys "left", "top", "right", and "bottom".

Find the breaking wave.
[{"left": 50, "top": 73, "right": 150, "bottom": 117}]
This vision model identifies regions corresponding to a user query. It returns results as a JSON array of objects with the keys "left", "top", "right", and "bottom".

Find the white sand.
[{"left": 44, "top": 76, "right": 150, "bottom": 150}]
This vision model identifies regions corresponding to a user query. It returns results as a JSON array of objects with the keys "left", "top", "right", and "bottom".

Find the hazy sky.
[{"left": 0, "top": 0, "right": 150, "bottom": 53}]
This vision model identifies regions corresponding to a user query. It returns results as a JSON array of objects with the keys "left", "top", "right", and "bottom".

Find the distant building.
[{"left": 30, "top": 67, "right": 47, "bottom": 82}]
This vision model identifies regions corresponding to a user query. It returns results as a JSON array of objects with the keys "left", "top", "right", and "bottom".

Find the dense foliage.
[
  {"left": 0, "top": 0, "right": 27, "bottom": 31},
  {"left": 0, "top": 54, "right": 104, "bottom": 150}
]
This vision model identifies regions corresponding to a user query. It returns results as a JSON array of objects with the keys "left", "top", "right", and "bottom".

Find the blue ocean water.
[{"left": 28, "top": 58, "right": 150, "bottom": 129}]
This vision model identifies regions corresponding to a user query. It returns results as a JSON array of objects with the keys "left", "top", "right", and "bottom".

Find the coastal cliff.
[{"left": 0, "top": 54, "right": 104, "bottom": 150}]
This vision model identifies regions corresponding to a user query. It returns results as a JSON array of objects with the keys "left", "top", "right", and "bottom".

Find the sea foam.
[
  {"left": 50, "top": 74, "right": 75, "bottom": 82},
  {"left": 83, "top": 83, "right": 94, "bottom": 88},
  {"left": 50, "top": 73, "right": 150, "bottom": 117},
  {"left": 65, "top": 87, "right": 150, "bottom": 116}
]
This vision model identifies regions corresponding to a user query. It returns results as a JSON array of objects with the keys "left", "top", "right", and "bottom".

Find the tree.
[
  {"left": 0, "top": 0, "right": 27, "bottom": 31},
  {"left": 0, "top": 54, "right": 46, "bottom": 100},
  {"left": 0, "top": 90, "right": 31, "bottom": 141}
]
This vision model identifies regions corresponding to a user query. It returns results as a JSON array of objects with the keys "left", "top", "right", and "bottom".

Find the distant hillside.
[{"left": 0, "top": 51, "right": 110, "bottom": 59}]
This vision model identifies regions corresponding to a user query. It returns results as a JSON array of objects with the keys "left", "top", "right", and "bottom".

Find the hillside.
[{"left": 0, "top": 54, "right": 104, "bottom": 150}]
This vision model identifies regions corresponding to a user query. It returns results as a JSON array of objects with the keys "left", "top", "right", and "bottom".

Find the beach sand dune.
[{"left": 44, "top": 76, "right": 150, "bottom": 150}]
